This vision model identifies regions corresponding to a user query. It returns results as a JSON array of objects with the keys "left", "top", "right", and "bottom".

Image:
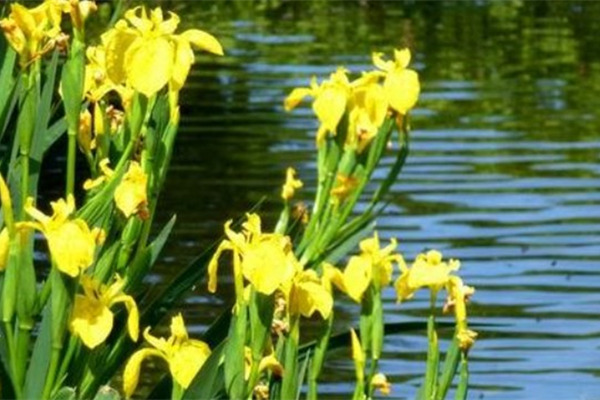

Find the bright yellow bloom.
[
  {"left": 114, "top": 161, "right": 148, "bottom": 218},
  {"left": 283, "top": 269, "right": 333, "bottom": 319},
  {"left": 0, "top": 228, "right": 9, "bottom": 272},
  {"left": 123, "top": 314, "right": 210, "bottom": 397},
  {"left": 101, "top": 6, "right": 223, "bottom": 99},
  {"left": 208, "top": 213, "right": 298, "bottom": 296},
  {"left": 371, "top": 373, "right": 392, "bottom": 396},
  {"left": 281, "top": 167, "right": 303, "bottom": 201},
  {"left": 24, "top": 195, "right": 103, "bottom": 277},
  {"left": 394, "top": 250, "right": 460, "bottom": 302},
  {"left": 372, "top": 49, "right": 420, "bottom": 115},
  {"left": 0, "top": 1, "right": 64, "bottom": 67},
  {"left": 327, "top": 233, "right": 404, "bottom": 302},
  {"left": 284, "top": 68, "right": 352, "bottom": 145},
  {"left": 70, "top": 275, "right": 139, "bottom": 349},
  {"left": 347, "top": 81, "right": 388, "bottom": 153}
]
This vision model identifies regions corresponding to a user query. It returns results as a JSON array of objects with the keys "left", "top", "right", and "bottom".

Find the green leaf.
[
  {"left": 436, "top": 335, "right": 461, "bottom": 400},
  {"left": 424, "top": 314, "right": 440, "bottom": 400},
  {"left": 224, "top": 309, "right": 247, "bottom": 399},
  {"left": 183, "top": 341, "right": 226, "bottom": 400},
  {"left": 454, "top": 353, "right": 468, "bottom": 400}
]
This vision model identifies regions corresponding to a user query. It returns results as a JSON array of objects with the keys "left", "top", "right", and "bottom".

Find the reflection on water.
[{"left": 150, "top": 1, "right": 600, "bottom": 398}]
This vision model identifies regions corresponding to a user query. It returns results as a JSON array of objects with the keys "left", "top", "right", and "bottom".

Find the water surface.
[{"left": 152, "top": 2, "right": 600, "bottom": 398}]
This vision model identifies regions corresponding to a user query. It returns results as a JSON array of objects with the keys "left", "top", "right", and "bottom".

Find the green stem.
[
  {"left": 53, "top": 337, "right": 79, "bottom": 393},
  {"left": 66, "top": 131, "right": 76, "bottom": 197},
  {"left": 14, "top": 326, "right": 30, "bottom": 392},
  {"left": 41, "top": 347, "right": 61, "bottom": 400},
  {"left": 3, "top": 321, "right": 21, "bottom": 399},
  {"left": 280, "top": 316, "right": 300, "bottom": 400}
]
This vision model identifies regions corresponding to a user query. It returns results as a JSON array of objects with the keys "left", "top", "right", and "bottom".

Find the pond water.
[{"left": 151, "top": 1, "right": 600, "bottom": 398}]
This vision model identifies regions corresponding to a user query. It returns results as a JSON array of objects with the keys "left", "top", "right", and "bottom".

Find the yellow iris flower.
[
  {"left": 326, "top": 233, "right": 404, "bottom": 302},
  {"left": 0, "top": 1, "right": 64, "bottom": 67},
  {"left": 446, "top": 276, "right": 477, "bottom": 350},
  {"left": 244, "top": 346, "right": 284, "bottom": 381},
  {"left": 24, "top": 195, "right": 103, "bottom": 277},
  {"left": 284, "top": 67, "right": 352, "bottom": 145},
  {"left": 372, "top": 48, "right": 420, "bottom": 115},
  {"left": 394, "top": 249, "right": 460, "bottom": 302},
  {"left": 114, "top": 161, "right": 148, "bottom": 218},
  {"left": 101, "top": 6, "right": 223, "bottom": 99},
  {"left": 123, "top": 314, "right": 211, "bottom": 397},
  {"left": 281, "top": 167, "right": 303, "bottom": 201},
  {"left": 70, "top": 275, "right": 139, "bottom": 349},
  {"left": 208, "top": 213, "right": 298, "bottom": 296},
  {"left": 347, "top": 80, "right": 389, "bottom": 153},
  {"left": 283, "top": 269, "right": 333, "bottom": 319}
]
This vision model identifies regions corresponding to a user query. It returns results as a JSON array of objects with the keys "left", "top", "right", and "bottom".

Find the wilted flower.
[
  {"left": 281, "top": 167, "right": 303, "bottom": 201},
  {"left": 70, "top": 275, "right": 139, "bottom": 349}
]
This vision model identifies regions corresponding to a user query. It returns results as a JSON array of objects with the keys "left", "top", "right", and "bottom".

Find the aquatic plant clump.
[{"left": 0, "top": 1, "right": 476, "bottom": 399}]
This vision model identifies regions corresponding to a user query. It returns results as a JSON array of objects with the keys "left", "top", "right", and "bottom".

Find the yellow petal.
[
  {"left": 170, "top": 37, "right": 194, "bottom": 92},
  {"left": 169, "top": 340, "right": 211, "bottom": 388},
  {"left": 112, "top": 294, "right": 140, "bottom": 342},
  {"left": 123, "top": 348, "right": 166, "bottom": 398},
  {"left": 48, "top": 219, "right": 97, "bottom": 277},
  {"left": 383, "top": 69, "right": 420, "bottom": 115},
  {"left": 283, "top": 87, "right": 312, "bottom": 111},
  {"left": 70, "top": 294, "right": 113, "bottom": 349},
  {"left": 312, "top": 86, "right": 347, "bottom": 135},
  {"left": 126, "top": 36, "right": 174, "bottom": 97},
  {"left": 243, "top": 240, "right": 292, "bottom": 295},
  {"left": 170, "top": 313, "right": 188, "bottom": 342},
  {"left": 291, "top": 274, "right": 333, "bottom": 319},
  {"left": 207, "top": 240, "right": 233, "bottom": 293},
  {"left": 102, "top": 24, "right": 138, "bottom": 85},
  {"left": 0, "top": 228, "right": 10, "bottom": 271},
  {"left": 159, "top": 11, "right": 180, "bottom": 35},
  {"left": 114, "top": 161, "right": 148, "bottom": 218},
  {"left": 181, "top": 29, "right": 224, "bottom": 56},
  {"left": 394, "top": 48, "right": 411, "bottom": 69},
  {"left": 258, "top": 353, "right": 283, "bottom": 376},
  {"left": 372, "top": 52, "right": 394, "bottom": 72},
  {"left": 281, "top": 167, "right": 303, "bottom": 200},
  {"left": 350, "top": 328, "right": 365, "bottom": 381},
  {"left": 343, "top": 255, "right": 371, "bottom": 303}
]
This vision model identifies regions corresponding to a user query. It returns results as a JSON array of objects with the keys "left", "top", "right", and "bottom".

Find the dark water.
[{"left": 151, "top": 1, "right": 600, "bottom": 398}]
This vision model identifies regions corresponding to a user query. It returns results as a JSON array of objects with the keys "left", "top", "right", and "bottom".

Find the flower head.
[
  {"left": 347, "top": 80, "right": 388, "bottom": 153},
  {"left": 114, "top": 161, "right": 148, "bottom": 218},
  {"left": 394, "top": 249, "right": 459, "bottom": 302},
  {"left": 100, "top": 6, "right": 223, "bottom": 99},
  {"left": 284, "top": 67, "right": 352, "bottom": 145},
  {"left": 208, "top": 213, "right": 298, "bottom": 297},
  {"left": 24, "top": 195, "right": 103, "bottom": 277},
  {"left": 283, "top": 269, "right": 333, "bottom": 319},
  {"left": 70, "top": 275, "right": 139, "bottom": 349},
  {"left": 326, "top": 233, "right": 404, "bottom": 302},
  {"left": 123, "top": 314, "right": 211, "bottom": 397},
  {"left": 372, "top": 48, "right": 420, "bottom": 115}
]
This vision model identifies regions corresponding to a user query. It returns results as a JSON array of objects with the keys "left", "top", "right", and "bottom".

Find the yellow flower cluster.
[
  {"left": 285, "top": 49, "right": 420, "bottom": 148},
  {"left": 209, "top": 214, "right": 332, "bottom": 319}
]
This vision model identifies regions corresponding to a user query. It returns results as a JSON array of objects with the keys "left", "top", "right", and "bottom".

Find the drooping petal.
[
  {"left": 169, "top": 340, "right": 211, "bottom": 388},
  {"left": 284, "top": 87, "right": 312, "bottom": 111},
  {"left": 70, "top": 294, "right": 114, "bottom": 349},
  {"left": 170, "top": 37, "right": 195, "bottom": 92},
  {"left": 123, "top": 348, "right": 166, "bottom": 398},
  {"left": 111, "top": 294, "right": 140, "bottom": 342},
  {"left": 207, "top": 240, "right": 234, "bottom": 293},
  {"left": 181, "top": 29, "right": 224, "bottom": 56},
  {"left": 343, "top": 255, "right": 371, "bottom": 303}
]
